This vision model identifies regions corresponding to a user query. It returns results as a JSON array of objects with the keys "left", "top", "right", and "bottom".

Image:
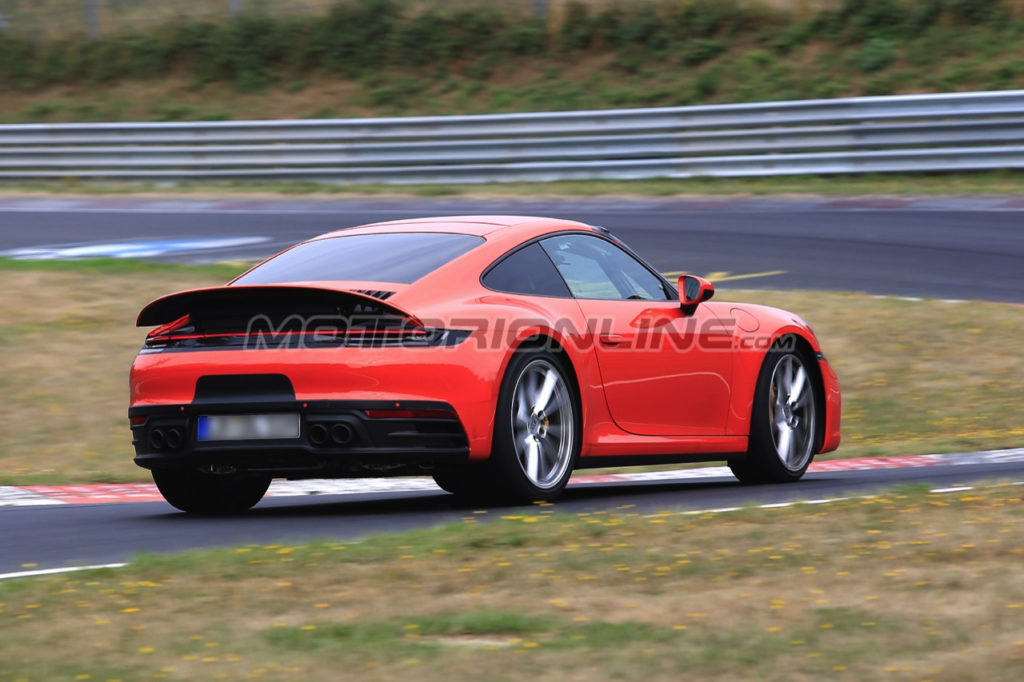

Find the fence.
[{"left": 1, "top": 90, "right": 1024, "bottom": 184}]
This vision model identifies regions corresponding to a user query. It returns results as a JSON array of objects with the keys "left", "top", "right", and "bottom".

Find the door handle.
[{"left": 599, "top": 333, "right": 629, "bottom": 346}]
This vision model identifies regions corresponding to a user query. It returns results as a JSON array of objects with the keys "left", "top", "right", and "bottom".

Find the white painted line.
[
  {"left": 654, "top": 481, "right": 1022, "bottom": 521},
  {"left": 682, "top": 506, "right": 741, "bottom": 515},
  {"left": 0, "top": 563, "right": 127, "bottom": 581}
]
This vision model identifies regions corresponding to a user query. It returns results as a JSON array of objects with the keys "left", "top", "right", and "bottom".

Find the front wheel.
[
  {"left": 730, "top": 347, "right": 818, "bottom": 484},
  {"left": 152, "top": 469, "right": 271, "bottom": 514}
]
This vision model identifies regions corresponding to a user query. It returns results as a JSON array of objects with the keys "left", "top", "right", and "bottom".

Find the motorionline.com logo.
[{"left": 242, "top": 314, "right": 800, "bottom": 353}]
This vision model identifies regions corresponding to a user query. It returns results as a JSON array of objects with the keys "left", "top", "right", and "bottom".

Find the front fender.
[{"left": 719, "top": 304, "right": 839, "bottom": 453}]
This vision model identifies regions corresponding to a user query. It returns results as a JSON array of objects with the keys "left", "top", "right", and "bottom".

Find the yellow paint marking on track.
[{"left": 661, "top": 269, "right": 787, "bottom": 283}]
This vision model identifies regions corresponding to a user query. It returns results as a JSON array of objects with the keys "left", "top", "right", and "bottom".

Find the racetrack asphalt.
[
  {"left": 1, "top": 195, "right": 1022, "bottom": 574},
  {"left": 0, "top": 196, "right": 1022, "bottom": 301},
  {"left": 2, "top": 460, "right": 1022, "bottom": 575}
]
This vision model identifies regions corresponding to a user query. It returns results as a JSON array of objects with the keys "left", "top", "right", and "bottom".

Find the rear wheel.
[
  {"left": 490, "top": 349, "right": 580, "bottom": 502},
  {"left": 730, "top": 347, "right": 818, "bottom": 484},
  {"left": 431, "top": 466, "right": 492, "bottom": 500},
  {"left": 437, "top": 349, "right": 580, "bottom": 503},
  {"left": 152, "top": 469, "right": 271, "bottom": 514}
]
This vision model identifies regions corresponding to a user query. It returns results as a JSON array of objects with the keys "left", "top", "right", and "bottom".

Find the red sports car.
[{"left": 130, "top": 216, "right": 840, "bottom": 513}]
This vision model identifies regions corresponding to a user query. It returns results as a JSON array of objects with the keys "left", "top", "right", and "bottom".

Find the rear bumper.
[
  {"left": 130, "top": 399, "right": 469, "bottom": 478},
  {"left": 130, "top": 344, "right": 508, "bottom": 459}
]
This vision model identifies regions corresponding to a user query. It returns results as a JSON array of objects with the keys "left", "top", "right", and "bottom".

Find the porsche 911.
[{"left": 129, "top": 216, "right": 840, "bottom": 512}]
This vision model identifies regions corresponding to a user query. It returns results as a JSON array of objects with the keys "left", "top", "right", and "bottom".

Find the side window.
[
  {"left": 540, "top": 234, "right": 671, "bottom": 301},
  {"left": 482, "top": 243, "right": 572, "bottom": 297}
]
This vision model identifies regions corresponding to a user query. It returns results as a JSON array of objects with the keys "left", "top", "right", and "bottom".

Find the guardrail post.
[
  {"left": 229, "top": 0, "right": 243, "bottom": 15},
  {"left": 534, "top": 0, "right": 549, "bottom": 17}
]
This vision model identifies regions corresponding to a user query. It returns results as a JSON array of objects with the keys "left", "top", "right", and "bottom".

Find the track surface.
[
  {"left": 1, "top": 196, "right": 1022, "bottom": 574},
  {"left": 3, "top": 461, "right": 1023, "bottom": 574},
  {"left": 1, "top": 196, "right": 1022, "bottom": 301}
]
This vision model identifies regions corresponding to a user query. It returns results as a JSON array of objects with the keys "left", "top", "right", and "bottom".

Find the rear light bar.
[
  {"left": 144, "top": 326, "right": 470, "bottom": 350},
  {"left": 364, "top": 408, "right": 458, "bottom": 420}
]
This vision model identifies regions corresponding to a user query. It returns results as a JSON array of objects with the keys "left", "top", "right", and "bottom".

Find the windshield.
[{"left": 233, "top": 232, "right": 485, "bottom": 285}]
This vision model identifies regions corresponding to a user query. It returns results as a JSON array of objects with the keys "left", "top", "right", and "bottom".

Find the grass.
[
  {"left": 5, "top": 172, "right": 1024, "bottom": 198},
  {"left": 0, "top": 485, "right": 1022, "bottom": 680},
  {"left": 0, "top": 257, "right": 1021, "bottom": 485}
]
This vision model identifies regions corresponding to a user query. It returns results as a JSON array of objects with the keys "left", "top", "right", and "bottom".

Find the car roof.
[{"left": 315, "top": 215, "right": 596, "bottom": 239}]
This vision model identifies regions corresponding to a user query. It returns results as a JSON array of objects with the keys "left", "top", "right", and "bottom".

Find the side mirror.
[{"left": 678, "top": 274, "right": 714, "bottom": 316}]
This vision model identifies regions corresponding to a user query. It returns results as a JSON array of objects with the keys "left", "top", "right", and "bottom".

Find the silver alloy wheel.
[
  {"left": 510, "top": 358, "right": 574, "bottom": 490},
  {"left": 768, "top": 354, "right": 816, "bottom": 472}
]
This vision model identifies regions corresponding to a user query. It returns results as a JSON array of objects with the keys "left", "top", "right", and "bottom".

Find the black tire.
[
  {"left": 152, "top": 469, "right": 271, "bottom": 514},
  {"left": 431, "top": 466, "right": 494, "bottom": 501},
  {"left": 486, "top": 348, "right": 581, "bottom": 502},
  {"left": 730, "top": 345, "right": 819, "bottom": 484}
]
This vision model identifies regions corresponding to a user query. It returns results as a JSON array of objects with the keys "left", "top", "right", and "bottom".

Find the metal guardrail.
[{"left": 2, "top": 90, "right": 1024, "bottom": 184}]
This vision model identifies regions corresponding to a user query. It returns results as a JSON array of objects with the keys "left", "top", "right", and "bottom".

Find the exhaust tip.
[
  {"left": 330, "top": 423, "right": 355, "bottom": 446},
  {"left": 165, "top": 427, "right": 184, "bottom": 450},
  {"left": 149, "top": 428, "right": 166, "bottom": 451},
  {"left": 309, "top": 423, "right": 329, "bottom": 446}
]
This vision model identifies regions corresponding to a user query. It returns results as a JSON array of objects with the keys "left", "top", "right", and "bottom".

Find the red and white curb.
[{"left": 1, "top": 448, "right": 1022, "bottom": 508}]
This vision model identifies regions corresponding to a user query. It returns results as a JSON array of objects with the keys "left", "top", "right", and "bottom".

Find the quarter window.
[{"left": 482, "top": 243, "right": 571, "bottom": 297}]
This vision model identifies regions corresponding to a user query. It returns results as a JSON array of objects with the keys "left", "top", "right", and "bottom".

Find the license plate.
[{"left": 196, "top": 414, "right": 301, "bottom": 442}]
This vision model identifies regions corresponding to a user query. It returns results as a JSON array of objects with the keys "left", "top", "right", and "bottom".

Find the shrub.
[
  {"left": 857, "top": 37, "right": 896, "bottom": 73},
  {"left": 683, "top": 38, "right": 726, "bottom": 66},
  {"left": 771, "top": 20, "right": 816, "bottom": 54},
  {"left": 23, "top": 101, "right": 63, "bottom": 120},
  {"left": 498, "top": 17, "right": 547, "bottom": 56},
  {"left": 0, "top": 34, "right": 37, "bottom": 87},
  {"left": 319, "top": 0, "right": 398, "bottom": 75},
  {"left": 693, "top": 69, "right": 720, "bottom": 99}
]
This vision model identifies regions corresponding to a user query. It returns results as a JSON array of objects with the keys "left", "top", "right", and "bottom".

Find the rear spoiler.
[{"left": 136, "top": 284, "right": 422, "bottom": 328}]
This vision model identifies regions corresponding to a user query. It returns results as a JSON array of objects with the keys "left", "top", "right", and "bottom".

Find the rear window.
[{"left": 233, "top": 232, "right": 485, "bottom": 285}]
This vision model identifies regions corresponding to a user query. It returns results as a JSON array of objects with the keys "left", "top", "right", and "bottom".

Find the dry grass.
[
  {"left": 0, "top": 261, "right": 1021, "bottom": 484},
  {"left": 0, "top": 261, "right": 236, "bottom": 484},
  {"left": 0, "top": 485, "right": 1022, "bottom": 680}
]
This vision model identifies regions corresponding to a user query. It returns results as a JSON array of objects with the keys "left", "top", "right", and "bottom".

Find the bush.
[
  {"left": 770, "top": 20, "right": 817, "bottom": 55},
  {"left": 671, "top": 0, "right": 742, "bottom": 39},
  {"left": 0, "top": 34, "right": 37, "bottom": 87},
  {"left": 683, "top": 38, "right": 726, "bottom": 66},
  {"left": 693, "top": 69, "right": 721, "bottom": 99},
  {"left": 0, "top": 0, "right": 1017, "bottom": 100},
  {"left": 23, "top": 101, "right": 63, "bottom": 121},
  {"left": 840, "top": 0, "right": 911, "bottom": 40},
  {"left": 319, "top": 0, "right": 398, "bottom": 75},
  {"left": 614, "top": 5, "right": 670, "bottom": 50},
  {"left": 498, "top": 17, "right": 547, "bottom": 56},
  {"left": 857, "top": 37, "right": 897, "bottom": 73}
]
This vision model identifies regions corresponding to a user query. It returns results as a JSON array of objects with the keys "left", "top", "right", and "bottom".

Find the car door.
[{"left": 539, "top": 233, "right": 733, "bottom": 436}]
